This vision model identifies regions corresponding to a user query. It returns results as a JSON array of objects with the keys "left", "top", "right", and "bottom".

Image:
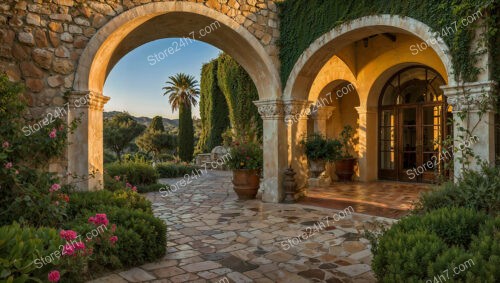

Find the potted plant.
[
  {"left": 300, "top": 134, "right": 341, "bottom": 178},
  {"left": 226, "top": 140, "right": 263, "bottom": 200},
  {"left": 334, "top": 125, "right": 357, "bottom": 181}
]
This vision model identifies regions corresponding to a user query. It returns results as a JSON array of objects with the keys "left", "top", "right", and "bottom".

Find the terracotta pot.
[
  {"left": 309, "top": 159, "right": 326, "bottom": 178},
  {"left": 335, "top": 158, "right": 357, "bottom": 181},
  {"left": 232, "top": 169, "right": 260, "bottom": 200}
]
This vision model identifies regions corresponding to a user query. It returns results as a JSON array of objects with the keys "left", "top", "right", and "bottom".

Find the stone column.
[
  {"left": 284, "top": 99, "right": 311, "bottom": 196},
  {"left": 67, "top": 91, "right": 110, "bottom": 191},
  {"left": 442, "top": 81, "right": 497, "bottom": 179},
  {"left": 355, "top": 106, "right": 378, "bottom": 181},
  {"left": 254, "top": 99, "right": 288, "bottom": 203},
  {"left": 311, "top": 106, "right": 335, "bottom": 135}
]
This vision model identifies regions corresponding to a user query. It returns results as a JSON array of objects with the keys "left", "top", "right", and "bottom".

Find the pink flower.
[
  {"left": 2, "top": 141, "right": 9, "bottom": 148},
  {"left": 126, "top": 182, "right": 132, "bottom": 188},
  {"left": 114, "top": 175, "right": 120, "bottom": 181},
  {"left": 50, "top": 183, "right": 61, "bottom": 192},
  {"left": 62, "top": 244, "right": 75, "bottom": 256},
  {"left": 4, "top": 162, "right": 12, "bottom": 169},
  {"left": 15, "top": 170, "right": 19, "bottom": 175},
  {"left": 109, "top": 235, "right": 118, "bottom": 244},
  {"left": 49, "top": 128, "right": 57, "bottom": 139},
  {"left": 131, "top": 186, "right": 137, "bottom": 192},
  {"left": 111, "top": 224, "right": 116, "bottom": 232},
  {"left": 54, "top": 201, "right": 60, "bottom": 206},
  {"left": 59, "top": 230, "right": 78, "bottom": 241},
  {"left": 74, "top": 241, "right": 85, "bottom": 250},
  {"left": 48, "top": 270, "right": 60, "bottom": 282},
  {"left": 88, "top": 213, "right": 109, "bottom": 227}
]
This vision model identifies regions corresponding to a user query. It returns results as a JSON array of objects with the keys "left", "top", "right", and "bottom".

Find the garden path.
[{"left": 89, "top": 171, "right": 396, "bottom": 283}]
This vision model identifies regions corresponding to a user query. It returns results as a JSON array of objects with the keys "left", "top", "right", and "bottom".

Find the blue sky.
[{"left": 103, "top": 38, "right": 221, "bottom": 119}]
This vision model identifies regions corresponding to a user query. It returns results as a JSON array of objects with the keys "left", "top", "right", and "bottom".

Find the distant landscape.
[{"left": 104, "top": 111, "right": 202, "bottom": 136}]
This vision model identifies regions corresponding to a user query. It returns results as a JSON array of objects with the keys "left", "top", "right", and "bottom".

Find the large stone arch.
[
  {"left": 74, "top": 1, "right": 281, "bottom": 100},
  {"left": 284, "top": 15, "right": 456, "bottom": 185},
  {"left": 68, "top": 1, "right": 282, "bottom": 191},
  {"left": 283, "top": 15, "right": 455, "bottom": 101}
]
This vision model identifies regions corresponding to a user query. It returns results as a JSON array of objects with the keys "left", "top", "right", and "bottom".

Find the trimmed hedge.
[
  {"left": 68, "top": 190, "right": 152, "bottom": 216},
  {"left": 155, "top": 162, "right": 198, "bottom": 178},
  {"left": 105, "top": 161, "right": 158, "bottom": 185}
]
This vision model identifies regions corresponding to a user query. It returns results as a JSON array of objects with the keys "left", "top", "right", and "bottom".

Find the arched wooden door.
[{"left": 378, "top": 66, "right": 452, "bottom": 183}]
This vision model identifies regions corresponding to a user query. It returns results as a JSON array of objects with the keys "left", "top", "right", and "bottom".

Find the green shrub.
[
  {"left": 372, "top": 230, "right": 447, "bottom": 282},
  {"left": 395, "top": 207, "right": 488, "bottom": 247},
  {"left": 68, "top": 190, "right": 152, "bottom": 217},
  {"left": 156, "top": 162, "right": 198, "bottom": 178},
  {"left": 67, "top": 206, "right": 166, "bottom": 266},
  {"left": 105, "top": 161, "right": 158, "bottom": 185},
  {"left": 416, "top": 165, "right": 500, "bottom": 215},
  {"left": 372, "top": 207, "right": 496, "bottom": 282},
  {"left": 0, "top": 223, "right": 63, "bottom": 282}
]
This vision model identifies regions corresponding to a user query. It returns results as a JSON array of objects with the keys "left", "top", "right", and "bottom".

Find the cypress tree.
[{"left": 178, "top": 103, "right": 194, "bottom": 161}]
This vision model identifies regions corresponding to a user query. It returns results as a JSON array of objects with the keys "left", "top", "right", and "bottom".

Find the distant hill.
[
  {"left": 104, "top": 111, "right": 179, "bottom": 128},
  {"left": 103, "top": 112, "right": 202, "bottom": 138}
]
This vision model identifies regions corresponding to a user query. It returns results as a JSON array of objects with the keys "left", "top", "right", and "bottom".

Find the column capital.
[
  {"left": 283, "top": 99, "right": 311, "bottom": 122},
  {"left": 311, "top": 106, "right": 335, "bottom": 120},
  {"left": 68, "top": 90, "right": 110, "bottom": 111},
  {"left": 441, "top": 81, "right": 497, "bottom": 112},
  {"left": 253, "top": 99, "right": 284, "bottom": 120},
  {"left": 355, "top": 106, "right": 377, "bottom": 115}
]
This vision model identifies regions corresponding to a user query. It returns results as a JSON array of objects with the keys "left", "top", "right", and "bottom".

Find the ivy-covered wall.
[
  {"left": 217, "top": 53, "right": 262, "bottom": 137},
  {"left": 278, "top": 0, "right": 494, "bottom": 85},
  {"left": 197, "top": 59, "right": 230, "bottom": 153}
]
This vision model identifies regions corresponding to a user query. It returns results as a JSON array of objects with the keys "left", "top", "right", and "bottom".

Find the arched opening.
[
  {"left": 285, "top": 15, "right": 454, "bottom": 184},
  {"left": 378, "top": 66, "right": 451, "bottom": 182},
  {"left": 69, "top": 2, "right": 281, "bottom": 190}
]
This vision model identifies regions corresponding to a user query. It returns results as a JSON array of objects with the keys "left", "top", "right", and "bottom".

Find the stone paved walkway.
[{"left": 89, "top": 171, "right": 396, "bottom": 283}]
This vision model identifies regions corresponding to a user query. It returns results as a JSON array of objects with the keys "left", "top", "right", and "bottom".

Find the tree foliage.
[
  {"left": 103, "top": 113, "right": 145, "bottom": 162},
  {"left": 163, "top": 73, "right": 199, "bottom": 162},
  {"left": 136, "top": 116, "right": 176, "bottom": 160},
  {"left": 178, "top": 103, "right": 194, "bottom": 161},
  {"left": 149, "top": 116, "right": 165, "bottom": 132}
]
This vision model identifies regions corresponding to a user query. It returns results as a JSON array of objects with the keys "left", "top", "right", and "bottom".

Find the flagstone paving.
[{"left": 89, "top": 171, "right": 397, "bottom": 283}]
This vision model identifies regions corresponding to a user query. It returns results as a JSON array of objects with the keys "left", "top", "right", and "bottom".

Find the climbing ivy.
[
  {"left": 278, "top": 0, "right": 495, "bottom": 85},
  {"left": 197, "top": 59, "right": 230, "bottom": 153},
  {"left": 217, "top": 53, "right": 262, "bottom": 138}
]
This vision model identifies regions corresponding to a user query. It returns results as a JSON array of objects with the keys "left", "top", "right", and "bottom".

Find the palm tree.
[
  {"left": 163, "top": 73, "right": 199, "bottom": 162},
  {"left": 163, "top": 73, "right": 200, "bottom": 111}
]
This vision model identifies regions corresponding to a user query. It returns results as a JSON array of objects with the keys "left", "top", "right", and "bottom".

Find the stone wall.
[{"left": 0, "top": 0, "right": 280, "bottom": 174}]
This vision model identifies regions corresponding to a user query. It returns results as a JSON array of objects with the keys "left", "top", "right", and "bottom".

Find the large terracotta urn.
[
  {"left": 334, "top": 158, "right": 357, "bottom": 181},
  {"left": 232, "top": 169, "right": 260, "bottom": 200}
]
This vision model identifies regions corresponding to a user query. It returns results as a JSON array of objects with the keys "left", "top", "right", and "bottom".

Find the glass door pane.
[{"left": 400, "top": 107, "right": 418, "bottom": 181}]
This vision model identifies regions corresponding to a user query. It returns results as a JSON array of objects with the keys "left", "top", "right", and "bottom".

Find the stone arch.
[
  {"left": 68, "top": 1, "right": 281, "bottom": 190},
  {"left": 74, "top": 1, "right": 281, "bottom": 100},
  {"left": 283, "top": 15, "right": 455, "bottom": 101}
]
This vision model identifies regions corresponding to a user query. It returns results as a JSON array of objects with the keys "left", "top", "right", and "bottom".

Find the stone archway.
[
  {"left": 282, "top": 15, "right": 456, "bottom": 184},
  {"left": 68, "top": 1, "right": 282, "bottom": 191},
  {"left": 283, "top": 15, "right": 455, "bottom": 101}
]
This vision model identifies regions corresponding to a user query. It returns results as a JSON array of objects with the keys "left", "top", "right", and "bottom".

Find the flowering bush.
[
  {"left": 0, "top": 74, "right": 79, "bottom": 227},
  {"left": 226, "top": 141, "right": 262, "bottom": 170}
]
